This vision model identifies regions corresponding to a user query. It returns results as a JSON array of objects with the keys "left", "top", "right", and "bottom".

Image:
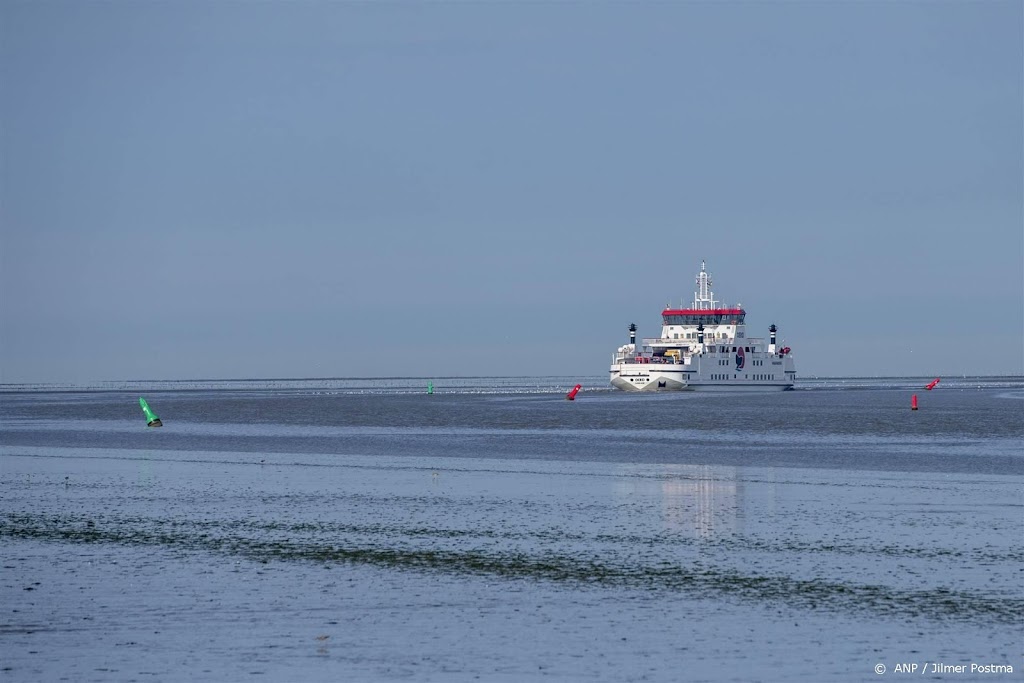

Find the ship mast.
[{"left": 693, "top": 260, "right": 719, "bottom": 310}]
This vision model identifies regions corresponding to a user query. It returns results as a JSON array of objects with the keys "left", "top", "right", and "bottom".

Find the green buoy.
[
  {"left": 139, "top": 397, "right": 162, "bottom": 427},
  {"left": 427, "top": 381, "right": 434, "bottom": 395}
]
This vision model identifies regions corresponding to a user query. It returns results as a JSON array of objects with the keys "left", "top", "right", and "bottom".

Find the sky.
[{"left": 1, "top": 1, "right": 1021, "bottom": 383}]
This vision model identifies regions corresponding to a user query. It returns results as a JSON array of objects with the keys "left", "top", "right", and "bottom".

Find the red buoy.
[
  {"left": 925, "top": 378, "right": 940, "bottom": 390},
  {"left": 566, "top": 384, "right": 582, "bottom": 401},
  {"left": 911, "top": 394, "right": 918, "bottom": 410}
]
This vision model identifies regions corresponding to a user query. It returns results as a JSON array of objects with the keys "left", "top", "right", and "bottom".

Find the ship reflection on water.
[{"left": 616, "top": 464, "right": 769, "bottom": 539}]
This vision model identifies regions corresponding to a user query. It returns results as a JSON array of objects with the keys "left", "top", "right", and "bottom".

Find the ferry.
[{"left": 610, "top": 261, "right": 796, "bottom": 391}]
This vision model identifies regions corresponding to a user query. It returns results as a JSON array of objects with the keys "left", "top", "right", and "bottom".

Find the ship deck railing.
[
  {"left": 642, "top": 336, "right": 768, "bottom": 347},
  {"left": 612, "top": 356, "right": 686, "bottom": 365}
]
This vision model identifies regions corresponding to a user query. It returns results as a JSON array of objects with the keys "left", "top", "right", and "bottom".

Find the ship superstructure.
[{"left": 610, "top": 261, "right": 796, "bottom": 391}]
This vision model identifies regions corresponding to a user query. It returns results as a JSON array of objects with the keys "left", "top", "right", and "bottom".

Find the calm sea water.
[{"left": 2, "top": 376, "right": 1022, "bottom": 681}]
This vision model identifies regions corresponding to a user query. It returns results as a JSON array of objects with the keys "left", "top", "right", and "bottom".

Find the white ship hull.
[
  {"left": 610, "top": 373, "right": 793, "bottom": 392},
  {"left": 610, "top": 367, "right": 689, "bottom": 392}
]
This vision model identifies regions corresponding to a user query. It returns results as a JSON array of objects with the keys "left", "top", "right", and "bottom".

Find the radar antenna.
[{"left": 693, "top": 261, "right": 719, "bottom": 310}]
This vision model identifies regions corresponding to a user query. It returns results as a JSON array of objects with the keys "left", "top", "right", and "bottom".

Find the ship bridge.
[
  {"left": 657, "top": 261, "right": 747, "bottom": 344},
  {"left": 662, "top": 308, "right": 746, "bottom": 326},
  {"left": 661, "top": 261, "right": 745, "bottom": 328}
]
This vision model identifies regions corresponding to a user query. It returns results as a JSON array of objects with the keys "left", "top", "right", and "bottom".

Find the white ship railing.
[
  {"left": 612, "top": 356, "right": 685, "bottom": 365},
  {"left": 642, "top": 336, "right": 768, "bottom": 347}
]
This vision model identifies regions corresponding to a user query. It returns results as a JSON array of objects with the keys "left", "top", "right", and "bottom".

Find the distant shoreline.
[{"left": 2, "top": 375, "right": 1022, "bottom": 394}]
